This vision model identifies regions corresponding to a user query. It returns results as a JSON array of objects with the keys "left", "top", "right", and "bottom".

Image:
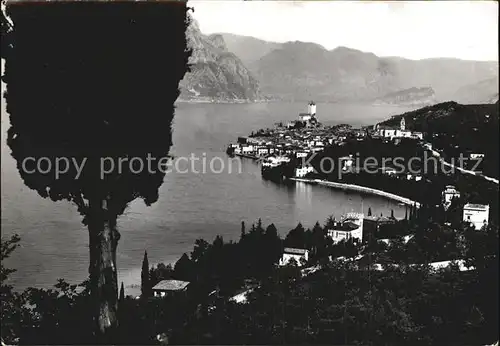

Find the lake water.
[{"left": 1, "top": 96, "right": 417, "bottom": 296}]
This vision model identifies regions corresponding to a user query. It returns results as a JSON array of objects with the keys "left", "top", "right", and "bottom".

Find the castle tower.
[
  {"left": 400, "top": 117, "right": 406, "bottom": 131},
  {"left": 308, "top": 101, "right": 316, "bottom": 116}
]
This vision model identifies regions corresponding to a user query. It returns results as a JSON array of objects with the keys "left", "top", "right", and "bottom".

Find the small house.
[
  {"left": 295, "top": 165, "right": 315, "bottom": 178},
  {"left": 152, "top": 279, "right": 190, "bottom": 298},
  {"left": 279, "top": 248, "right": 309, "bottom": 266},
  {"left": 463, "top": 203, "right": 490, "bottom": 230}
]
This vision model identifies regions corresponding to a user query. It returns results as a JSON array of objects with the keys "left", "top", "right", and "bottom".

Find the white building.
[
  {"left": 469, "top": 153, "right": 485, "bottom": 159},
  {"left": 339, "top": 155, "right": 354, "bottom": 171},
  {"left": 279, "top": 248, "right": 309, "bottom": 266},
  {"left": 463, "top": 203, "right": 490, "bottom": 230},
  {"left": 395, "top": 129, "right": 413, "bottom": 138},
  {"left": 379, "top": 128, "right": 397, "bottom": 139},
  {"left": 257, "top": 147, "right": 269, "bottom": 156},
  {"left": 295, "top": 165, "right": 315, "bottom": 178},
  {"left": 241, "top": 145, "right": 254, "bottom": 154},
  {"left": 328, "top": 212, "right": 364, "bottom": 243},
  {"left": 412, "top": 132, "right": 424, "bottom": 140},
  {"left": 262, "top": 156, "right": 290, "bottom": 167},
  {"left": 299, "top": 113, "right": 312, "bottom": 122},
  {"left": 298, "top": 101, "right": 317, "bottom": 123},
  {"left": 406, "top": 173, "right": 423, "bottom": 181},
  {"left": 377, "top": 118, "right": 423, "bottom": 140},
  {"left": 442, "top": 185, "right": 460, "bottom": 209},
  {"left": 307, "top": 101, "right": 316, "bottom": 116},
  {"left": 152, "top": 280, "right": 190, "bottom": 298}
]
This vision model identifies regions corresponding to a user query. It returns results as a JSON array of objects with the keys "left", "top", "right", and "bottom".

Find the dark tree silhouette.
[
  {"left": 368, "top": 207, "right": 372, "bottom": 216},
  {"left": 2, "top": 1, "right": 191, "bottom": 340},
  {"left": 240, "top": 221, "right": 246, "bottom": 240},
  {"left": 119, "top": 282, "right": 125, "bottom": 302},
  {"left": 141, "top": 251, "right": 151, "bottom": 299},
  {"left": 174, "top": 253, "right": 194, "bottom": 281},
  {"left": 1, "top": 234, "right": 23, "bottom": 344}
]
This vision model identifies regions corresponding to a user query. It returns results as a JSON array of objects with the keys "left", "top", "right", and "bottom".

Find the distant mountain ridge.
[
  {"left": 452, "top": 76, "right": 499, "bottom": 104},
  {"left": 220, "top": 33, "right": 282, "bottom": 67},
  {"left": 216, "top": 33, "right": 498, "bottom": 104},
  {"left": 178, "top": 19, "right": 262, "bottom": 102},
  {"left": 373, "top": 87, "right": 437, "bottom": 106}
]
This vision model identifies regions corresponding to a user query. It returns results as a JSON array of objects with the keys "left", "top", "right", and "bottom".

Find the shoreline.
[
  {"left": 291, "top": 178, "right": 421, "bottom": 207},
  {"left": 176, "top": 98, "right": 270, "bottom": 104},
  {"left": 176, "top": 99, "right": 427, "bottom": 106}
]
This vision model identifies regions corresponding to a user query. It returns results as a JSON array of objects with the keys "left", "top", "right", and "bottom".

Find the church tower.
[
  {"left": 307, "top": 101, "right": 316, "bottom": 116},
  {"left": 400, "top": 117, "right": 406, "bottom": 131}
]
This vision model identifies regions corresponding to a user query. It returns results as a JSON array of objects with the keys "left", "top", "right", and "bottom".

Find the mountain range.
[
  {"left": 373, "top": 87, "right": 437, "bottom": 107},
  {"left": 180, "top": 26, "right": 498, "bottom": 104}
]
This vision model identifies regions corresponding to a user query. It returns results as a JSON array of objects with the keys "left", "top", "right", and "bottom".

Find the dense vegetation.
[{"left": 2, "top": 202, "right": 498, "bottom": 344}]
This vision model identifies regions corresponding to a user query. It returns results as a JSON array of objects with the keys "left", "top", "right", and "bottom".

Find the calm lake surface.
[{"left": 1, "top": 97, "right": 417, "bottom": 296}]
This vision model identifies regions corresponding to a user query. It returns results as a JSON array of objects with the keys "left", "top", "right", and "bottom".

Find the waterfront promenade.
[{"left": 291, "top": 178, "right": 421, "bottom": 207}]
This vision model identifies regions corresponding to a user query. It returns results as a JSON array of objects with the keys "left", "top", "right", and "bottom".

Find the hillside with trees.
[{"left": 380, "top": 101, "right": 499, "bottom": 178}]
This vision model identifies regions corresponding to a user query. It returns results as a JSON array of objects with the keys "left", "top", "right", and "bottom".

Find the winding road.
[{"left": 425, "top": 143, "right": 499, "bottom": 185}]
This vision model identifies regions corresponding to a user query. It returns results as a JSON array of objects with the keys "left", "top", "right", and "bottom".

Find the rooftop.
[
  {"left": 284, "top": 248, "right": 308, "bottom": 255},
  {"left": 364, "top": 216, "right": 395, "bottom": 223},
  {"left": 329, "top": 221, "right": 360, "bottom": 232},
  {"left": 464, "top": 203, "right": 489, "bottom": 211},
  {"left": 152, "top": 279, "right": 190, "bottom": 291}
]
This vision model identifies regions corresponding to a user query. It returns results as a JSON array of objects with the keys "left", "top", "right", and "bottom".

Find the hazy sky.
[{"left": 189, "top": 1, "right": 499, "bottom": 61}]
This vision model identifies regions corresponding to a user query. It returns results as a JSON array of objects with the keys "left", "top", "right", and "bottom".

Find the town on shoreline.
[{"left": 226, "top": 101, "right": 493, "bottom": 228}]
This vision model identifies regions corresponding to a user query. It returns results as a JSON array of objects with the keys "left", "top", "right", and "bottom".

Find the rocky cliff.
[{"left": 178, "top": 18, "right": 261, "bottom": 102}]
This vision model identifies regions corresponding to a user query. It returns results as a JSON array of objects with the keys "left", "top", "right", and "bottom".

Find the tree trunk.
[{"left": 88, "top": 198, "right": 121, "bottom": 342}]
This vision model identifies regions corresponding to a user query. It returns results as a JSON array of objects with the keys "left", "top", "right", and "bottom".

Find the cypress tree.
[
  {"left": 368, "top": 207, "right": 372, "bottom": 217},
  {"left": 141, "top": 250, "right": 150, "bottom": 298},
  {"left": 3, "top": 2, "right": 191, "bottom": 337},
  {"left": 391, "top": 209, "right": 395, "bottom": 219},
  {"left": 119, "top": 282, "right": 125, "bottom": 302},
  {"left": 257, "top": 218, "right": 264, "bottom": 234},
  {"left": 240, "top": 221, "right": 246, "bottom": 240}
]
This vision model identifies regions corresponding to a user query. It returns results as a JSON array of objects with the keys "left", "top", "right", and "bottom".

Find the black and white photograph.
[{"left": 1, "top": 0, "right": 498, "bottom": 344}]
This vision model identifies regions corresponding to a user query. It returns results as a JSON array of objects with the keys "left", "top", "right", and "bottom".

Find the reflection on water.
[{"left": 1, "top": 100, "right": 416, "bottom": 295}]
